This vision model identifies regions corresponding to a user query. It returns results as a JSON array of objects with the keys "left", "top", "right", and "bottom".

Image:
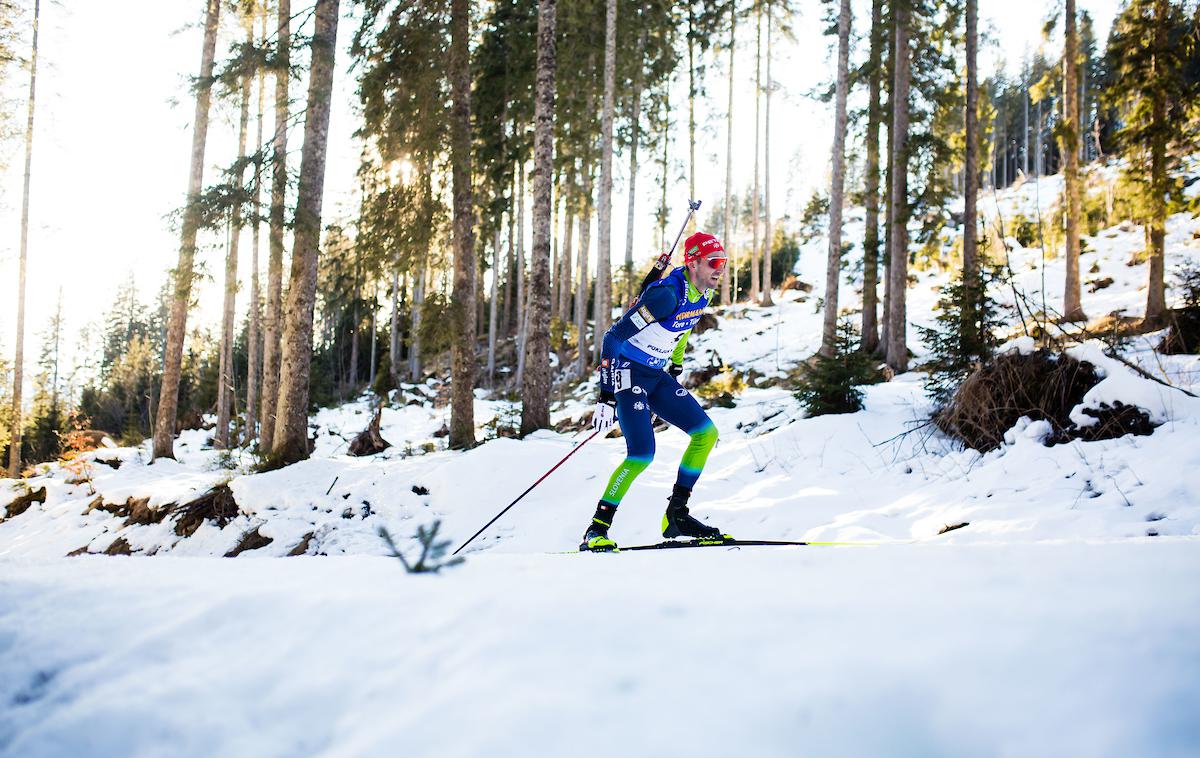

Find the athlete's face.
[{"left": 687, "top": 253, "right": 728, "bottom": 290}]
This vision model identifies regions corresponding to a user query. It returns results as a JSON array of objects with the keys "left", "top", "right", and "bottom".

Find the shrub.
[
  {"left": 794, "top": 321, "right": 880, "bottom": 416},
  {"left": 935, "top": 349, "right": 1156, "bottom": 452},
  {"left": 918, "top": 268, "right": 1006, "bottom": 407},
  {"left": 1158, "top": 262, "right": 1200, "bottom": 354}
]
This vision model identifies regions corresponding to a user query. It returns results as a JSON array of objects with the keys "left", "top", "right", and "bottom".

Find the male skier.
[{"left": 581, "top": 232, "right": 730, "bottom": 552}]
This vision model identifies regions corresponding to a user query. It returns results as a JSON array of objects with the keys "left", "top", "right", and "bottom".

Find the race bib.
[{"left": 614, "top": 368, "right": 633, "bottom": 393}]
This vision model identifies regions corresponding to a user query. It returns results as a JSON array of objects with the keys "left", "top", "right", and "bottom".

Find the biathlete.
[{"left": 581, "top": 232, "right": 731, "bottom": 552}]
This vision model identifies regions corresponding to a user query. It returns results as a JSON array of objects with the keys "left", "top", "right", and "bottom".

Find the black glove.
[{"left": 668, "top": 363, "right": 684, "bottom": 378}]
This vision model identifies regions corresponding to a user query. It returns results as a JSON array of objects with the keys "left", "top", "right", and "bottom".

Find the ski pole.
[
  {"left": 452, "top": 429, "right": 602, "bottom": 556},
  {"left": 637, "top": 199, "right": 702, "bottom": 295}
]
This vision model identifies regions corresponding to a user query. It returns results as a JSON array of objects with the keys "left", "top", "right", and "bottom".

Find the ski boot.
[
  {"left": 662, "top": 484, "right": 729, "bottom": 542},
  {"left": 579, "top": 524, "right": 619, "bottom": 552}
]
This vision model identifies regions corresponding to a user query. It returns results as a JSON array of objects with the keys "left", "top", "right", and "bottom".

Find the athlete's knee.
[{"left": 691, "top": 422, "right": 718, "bottom": 451}]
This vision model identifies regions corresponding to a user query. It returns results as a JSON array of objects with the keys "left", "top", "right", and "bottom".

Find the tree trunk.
[
  {"left": 761, "top": 3, "right": 775, "bottom": 307},
  {"left": 246, "top": 16, "right": 267, "bottom": 448},
  {"left": 349, "top": 251, "right": 360, "bottom": 391},
  {"left": 390, "top": 261, "right": 400, "bottom": 386},
  {"left": 217, "top": 73, "right": 251, "bottom": 449},
  {"left": 521, "top": 0, "right": 557, "bottom": 436},
  {"left": 516, "top": 161, "right": 528, "bottom": 384},
  {"left": 488, "top": 228, "right": 500, "bottom": 383},
  {"left": 551, "top": 180, "right": 561, "bottom": 322},
  {"left": 410, "top": 262, "right": 425, "bottom": 381},
  {"left": 1022, "top": 60, "right": 1030, "bottom": 175},
  {"left": 750, "top": 3, "right": 762, "bottom": 304},
  {"left": 821, "top": 0, "right": 852, "bottom": 356},
  {"left": 448, "top": 0, "right": 477, "bottom": 449},
  {"left": 721, "top": 7, "right": 736, "bottom": 306},
  {"left": 576, "top": 169, "right": 592, "bottom": 378},
  {"left": 270, "top": 0, "right": 339, "bottom": 465},
  {"left": 886, "top": 1, "right": 911, "bottom": 373},
  {"left": 861, "top": 0, "right": 884, "bottom": 354},
  {"left": 1145, "top": 0, "right": 1168, "bottom": 323},
  {"left": 368, "top": 282, "right": 377, "bottom": 389},
  {"left": 595, "top": 0, "right": 617, "bottom": 356},
  {"left": 625, "top": 25, "right": 647, "bottom": 305},
  {"left": 1061, "top": 0, "right": 1085, "bottom": 322},
  {"left": 879, "top": 24, "right": 895, "bottom": 359},
  {"left": 7, "top": 0, "right": 39, "bottom": 474},
  {"left": 963, "top": 0, "right": 981, "bottom": 341},
  {"left": 505, "top": 176, "right": 515, "bottom": 335},
  {"left": 260, "top": 0, "right": 290, "bottom": 453},
  {"left": 559, "top": 174, "right": 575, "bottom": 323},
  {"left": 152, "top": 0, "right": 221, "bottom": 461}
]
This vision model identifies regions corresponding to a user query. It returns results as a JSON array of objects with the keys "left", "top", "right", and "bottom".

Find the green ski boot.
[{"left": 580, "top": 524, "right": 619, "bottom": 552}]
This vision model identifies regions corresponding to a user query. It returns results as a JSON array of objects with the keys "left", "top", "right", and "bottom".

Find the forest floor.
[{"left": 2, "top": 166, "right": 1200, "bottom": 757}]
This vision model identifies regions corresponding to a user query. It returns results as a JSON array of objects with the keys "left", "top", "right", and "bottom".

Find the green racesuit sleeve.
[{"left": 670, "top": 328, "right": 692, "bottom": 368}]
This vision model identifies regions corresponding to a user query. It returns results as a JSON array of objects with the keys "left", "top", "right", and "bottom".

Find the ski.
[
  {"left": 619, "top": 538, "right": 809, "bottom": 551},
  {"left": 568, "top": 537, "right": 885, "bottom": 554}
]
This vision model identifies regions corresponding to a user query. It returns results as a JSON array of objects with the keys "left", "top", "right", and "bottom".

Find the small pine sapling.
[
  {"left": 919, "top": 268, "right": 1006, "bottom": 407},
  {"left": 795, "top": 320, "right": 879, "bottom": 416},
  {"left": 1159, "top": 262, "right": 1200, "bottom": 354},
  {"left": 378, "top": 520, "right": 464, "bottom": 574}
]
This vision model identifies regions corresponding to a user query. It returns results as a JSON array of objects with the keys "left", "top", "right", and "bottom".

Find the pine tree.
[
  {"left": 821, "top": 0, "right": 852, "bottom": 356},
  {"left": 1104, "top": 0, "right": 1199, "bottom": 324},
  {"left": 885, "top": 0, "right": 911, "bottom": 373},
  {"left": 860, "top": 0, "right": 885, "bottom": 353},
  {"left": 260, "top": 0, "right": 290, "bottom": 453},
  {"left": 1060, "top": 0, "right": 1085, "bottom": 322},
  {"left": 153, "top": 0, "right": 221, "bottom": 461},
  {"left": 8, "top": 0, "right": 39, "bottom": 475},
  {"left": 521, "top": 0, "right": 557, "bottom": 436},
  {"left": 448, "top": 0, "right": 477, "bottom": 450},
  {"left": 796, "top": 320, "right": 878, "bottom": 417},
  {"left": 271, "top": 0, "right": 340, "bottom": 465}
]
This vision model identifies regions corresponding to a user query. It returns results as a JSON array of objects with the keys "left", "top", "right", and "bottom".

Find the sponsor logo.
[
  {"left": 630, "top": 311, "right": 648, "bottom": 329},
  {"left": 637, "top": 305, "right": 655, "bottom": 322},
  {"left": 675, "top": 308, "right": 704, "bottom": 320},
  {"left": 632, "top": 386, "right": 643, "bottom": 395},
  {"left": 676, "top": 388, "right": 687, "bottom": 397},
  {"left": 633, "top": 401, "right": 646, "bottom": 411}
]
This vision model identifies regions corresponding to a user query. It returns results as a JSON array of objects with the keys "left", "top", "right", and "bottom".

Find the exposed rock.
[
  {"left": 103, "top": 537, "right": 133, "bottom": 556},
  {"left": 2, "top": 486, "right": 46, "bottom": 521},
  {"left": 225, "top": 527, "right": 274, "bottom": 557},
  {"left": 287, "top": 532, "right": 315, "bottom": 556}
]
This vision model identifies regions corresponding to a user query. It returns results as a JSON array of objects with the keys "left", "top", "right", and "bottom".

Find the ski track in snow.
[{"left": 2, "top": 168, "right": 1199, "bottom": 756}]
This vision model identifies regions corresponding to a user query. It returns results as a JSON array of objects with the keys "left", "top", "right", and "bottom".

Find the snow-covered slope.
[{"left": 2, "top": 166, "right": 1199, "bottom": 757}]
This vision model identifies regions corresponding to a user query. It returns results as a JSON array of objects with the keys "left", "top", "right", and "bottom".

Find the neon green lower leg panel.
[
  {"left": 599, "top": 455, "right": 653, "bottom": 505},
  {"left": 676, "top": 422, "right": 718, "bottom": 490}
]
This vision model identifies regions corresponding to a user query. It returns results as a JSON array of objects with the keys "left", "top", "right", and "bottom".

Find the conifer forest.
[{"left": 1, "top": 1, "right": 1199, "bottom": 755}]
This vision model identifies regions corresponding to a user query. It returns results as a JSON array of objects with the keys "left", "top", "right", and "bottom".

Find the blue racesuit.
[{"left": 593, "top": 267, "right": 719, "bottom": 522}]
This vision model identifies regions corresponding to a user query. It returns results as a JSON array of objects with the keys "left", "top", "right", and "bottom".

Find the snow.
[{"left": 2, "top": 163, "right": 1199, "bottom": 756}]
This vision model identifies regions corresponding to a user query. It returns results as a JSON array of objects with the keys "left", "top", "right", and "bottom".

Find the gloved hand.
[
  {"left": 592, "top": 390, "right": 618, "bottom": 432},
  {"left": 668, "top": 362, "right": 684, "bottom": 378}
]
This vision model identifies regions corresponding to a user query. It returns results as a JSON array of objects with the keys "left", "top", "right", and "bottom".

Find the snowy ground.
[{"left": 2, "top": 167, "right": 1199, "bottom": 756}]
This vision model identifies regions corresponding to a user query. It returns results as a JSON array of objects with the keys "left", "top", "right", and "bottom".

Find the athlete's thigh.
[
  {"left": 647, "top": 373, "right": 711, "bottom": 434},
  {"left": 615, "top": 365, "right": 657, "bottom": 456}
]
